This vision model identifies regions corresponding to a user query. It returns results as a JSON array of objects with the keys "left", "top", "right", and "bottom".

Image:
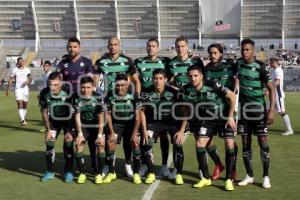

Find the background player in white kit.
[
  {"left": 5, "top": 57, "right": 32, "bottom": 126},
  {"left": 269, "top": 57, "right": 293, "bottom": 136}
]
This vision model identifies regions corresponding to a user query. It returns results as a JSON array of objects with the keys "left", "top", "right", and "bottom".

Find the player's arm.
[
  {"left": 128, "top": 58, "right": 141, "bottom": 95},
  {"left": 5, "top": 76, "right": 14, "bottom": 96},
  {"left": 266, "top": 82, "right": 275, "bottom": 125},
  {"left": 106, "top": 110, "right": 115, "bottom": 136},
  {"left": 131, "top": 108, "right": 142, "bottom": 147},
  {"left": 140, "top": 109, "right": 149, "bottom": 144},
  {"left": 273, "top": 78, "right": 280, "bottom": 87},
  {"left": 74, "top": 112, "right": 85, "bottom": 146},
  {"left": 24, "top": 74, "right": 32, "bottom": 87},
  {"left": 174, "top": 101, "right": 189, "bottom": 145},
  {"left": 42, "top": 108, "right": 51, "bottom": 132}
]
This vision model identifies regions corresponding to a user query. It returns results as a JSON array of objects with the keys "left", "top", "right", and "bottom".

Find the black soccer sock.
[
  {"left": 173, "top": 144, "right": 184, "bottom": 174},
  {"left": 160, "top": 135, "right": 169, "bottom": 165},
  {"left": 123, "top": 141, "right": 132, "bottom": 165},
  {"left": 133, "top": 148, "right": 141, "bottom": 174},
  {"left": 45, "top": 146, "right": 55, "bottom": 173},
  {"left": 196, "top": 147, "right": 209, "bottom": 179},
  {"left": 142, "top": 144, "right": 154, "bottom": 173},
  {"left": 88, "top": 138, "right": 97, "bottom": 173},
  {"left": 233, "top": 142, "right": 238, "bottom": 171},
  {"left": 260, "top": 144, "right": 270, "bottom": 177},
  {"left": 225, "top": 148, "right": 235, "bottom": 180},
  {"left": 206, "top": 144, "right": 222, "bottom": 166},
  {"left": 63, "top": 141, "right": 74, "bottom": 173},
  {"left": 97, "top": 152, "right": 106, "bottom": 174},
  {"left": 106, "top": 150, "right": 115, "bottom": 173},
  {"left": 242, "top": 147, "right": 253, "bottom": 177},
  {"left": 75, "top": 152, "right": 85, "bottom": 173}
]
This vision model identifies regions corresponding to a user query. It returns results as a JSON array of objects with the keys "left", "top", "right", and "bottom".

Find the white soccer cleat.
[
  {"left": 281, "top": 130, "right": 293, "bottom": 136},
  {"left": 238, "top": 174, "right": 254, "bottom": 186},
  {"left": 262, "top": 176, "right": 271, "bottom": 189},
  {"left": 125, "top": 163, "right": 133, "bottom": 178},
  {"left": 102, "top": 165, "right": 109, "bottom": 177},
  {"left": 160, "top": 165, "right": 171, "bottom": 177},
  {"left": 168, "top": 168, "right": 177, "bottom": 180},
  {"left": 139, "top": 164, "right": 148, "bottom": 177}
]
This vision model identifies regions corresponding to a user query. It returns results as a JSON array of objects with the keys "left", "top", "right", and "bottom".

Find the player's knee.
[{"left": 64, "top": 140, "right": 73, "bottom": 148}]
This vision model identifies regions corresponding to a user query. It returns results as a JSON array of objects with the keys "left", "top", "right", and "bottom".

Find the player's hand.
[
  {"left": 174, "top": 131, "right": 184, "bottom": 145},
  {"left": 5, "top": 90, "right": 9, "bottom": 96},
  {"left": 225, "top": 117, "right": 237, "bottom": 132},
  {"left": 267, "top": 110, "right": 274, "bottom": 125},
  {"left": 108, "top": 132, "right": 116, "bottom": 143},
  {"left": 95, "top": 135, "right": 105, "bottom": 146},
  {"left": 45, "top": 130, "right": 54, "bottom": 142},
  {"left": 132, "top": 133, "right": 140, "bottom": 147},
  {"left": 142, "top": 130, "right": 149, "bottom": 145},
  {"left": 75, "top": 135, "right": 85, "bottom": 146}
]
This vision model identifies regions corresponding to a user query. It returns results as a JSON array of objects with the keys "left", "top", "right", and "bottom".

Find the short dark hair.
[
  {"left": 175, "top": 36, "right": 188, "bottom": 45},
  {"left": 67, "top": 37, "right": 81, "bottom": 45},
  {"left": 115, "top": 73, "right": 128, "bottom": 82},
  {"left": 207, "top": 43, "right": 223, "bottom": 54},
  {"left": 147, "top": 38, "right": 159, "bottom": 47},
  {"left": 241, "top": 39, "right": 255, "bottom": 47},
  {"left": 48, "top": 72, "right": 61, "bottom": 81},
  {"left": 269, "top": 57, "right": 279, "bottom": 63},
  {"left": 44, "top": 60, "right": 51, "bottom": 66},
  {"left": 187, "top": 65, "right": 203, "bottom": 73},
  {"left": 80, "top": 76, "right": 94, "bottom": 85},
  {"left": 153, "top": 69, "right": 167, "bottom": 78},
  {"left": 17, "top": 57, "right": 23, "bottom": 62}
]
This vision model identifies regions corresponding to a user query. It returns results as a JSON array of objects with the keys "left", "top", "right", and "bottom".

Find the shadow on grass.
[{"left": 0, "top": 120, "right": 41, "bottom": 133}]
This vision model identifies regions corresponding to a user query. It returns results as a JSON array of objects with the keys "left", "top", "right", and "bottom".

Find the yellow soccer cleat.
[
  {"left": 103, "top": 172, "right": 117, "bottom": 183},
  {"left": 145, "top": 173, "right": 156, "bottom": 184},
  {"left": 193, "top": 178, "right": 212, "bottom": 188},
  {"left": 133, "top": 173, "right": 142, "bottom": 184},
  {"left": 225, "top": 179, "right": 234, "bottom": 191},
  {"left": 77, "top": 173, "right": 87, "bottom": 184},
  {"left": 95, "top": 174, "right": 103, "bottom": 184},
  {"left": 175, "top": 174, "right": 184, "bottom": 185}
]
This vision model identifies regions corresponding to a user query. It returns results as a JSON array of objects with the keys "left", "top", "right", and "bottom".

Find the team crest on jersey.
[
  {"left": 80, "top": 62, "right": 84, "bottom": 67},
  {"left": 251, "top": 67, "right": 256, "bottom": 71},
  {"left": 64, "top": 63, "right": 69, "bottom": 68}
]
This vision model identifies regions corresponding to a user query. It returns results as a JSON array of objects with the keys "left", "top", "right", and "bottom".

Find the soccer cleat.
[
  {"left": 231, "top": 170, "right": 237, "bottom": 182},
  {"left": 262, "top": 176, "right": 271, "bottom": 189},
  {"left": 161, "top": 165, "right": 171, "bottom": 177},
  {"left": 238, "top": 174, "right": 254, "bottom": 186},
  {"left": 168, "top": 168, "right": 177, "bottom": 180},
  {"left": 95, "top": 174, "right": 103, "bottom": 184},
  {"left": 77, "top": 173, "right": 86, "bottom": 184},
  {"left": 64, "top": 172, "right": 74, "bottom": 183},
  {"left": 125, "top": 163, "right": 133, "bottom": 178},
  {"left": 175, "top": 174, "right": 184, "bottom": 185},
  {"left": 139, "top": 164, "right": 148, "bottom": 177},
  {"left": 225, "top": 179, "right": 234, "bottom": 191},
  {"left": 103, "top": 172, "right": 117, "bottom": 183},
  {"left": 145, "top": 173, "right": 156, "bottom": 184},
  {"left": 281, "top": 130, "right": 293, "bottom": 136},
  {"left": 41, "top": 171, "right": 54, "bottom": 182},
  {"left": 211, "top": 163, "right": 225, "bottom": 180},
  {"left": 133, "top": 173, "right": 142, "bottom": 184},
  {"left": 193, "top": 178, "right": 212, "bottom": 188},
  {"left": 20, "top": 120, "right": 27, "bottom": 126}
]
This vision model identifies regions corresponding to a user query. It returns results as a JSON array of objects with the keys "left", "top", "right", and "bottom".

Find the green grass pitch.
[{"left": 0, "top": 92, "right": 299, "bottom": 200}]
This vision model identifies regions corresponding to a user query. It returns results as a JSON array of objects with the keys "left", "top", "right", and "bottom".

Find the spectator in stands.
[
  {"left": 295, "top": 43, "right": 298, "bottom": 50},
  {"left": 42, "top": 60, "right": 52, "bottom": 89}
]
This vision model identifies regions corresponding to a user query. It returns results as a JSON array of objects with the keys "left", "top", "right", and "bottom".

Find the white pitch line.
[{"left": 142, "top": 133, "right": 189, "bottom": 200}]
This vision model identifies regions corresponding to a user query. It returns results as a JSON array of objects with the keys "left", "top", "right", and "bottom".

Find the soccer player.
[
  {"left": 39, "top": 72, "right": 74, "bottom": 183},
  {"left": 167, "top": 36, "right": 204, "bottom": 89},
  {"left": 135, "top": 38, "right": 171, "bottom": 177},
  {"left": 95, "top": 36, "right": 141, "bottom": 177},
  {"left": 140, "top": 69, "right": 180, "bottom": 184},
  {"left": 42, "top": 60, "right": 53, "bottom": 89},
  {"left": 236, "top": 39, "right": 275, "bottom": 189},
  {"left": 73, "top": 76, "right": 106, "bottom": 184},
  {"left": 104, "top": 74, "right": 142, "bottom": 184},
  {"left": 204, "top": 43, "right": 239, "bottom": 181},
  {"left": 176, "top": 65, "right": 237, "bottom": 190},
  {"left": 56, "top": 37, "right": 94, "bottom": 93},
  {"left": 269, "top": 57, "right": 293, "bottom": 136},
  {"left": 5, "top": 57, "right": 32, "bottom": 126}
]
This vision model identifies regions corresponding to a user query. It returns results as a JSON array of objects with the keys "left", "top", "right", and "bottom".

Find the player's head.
[
  {"left": 107, "top": 36, "right": 120, "bottom": 55},
  {"left": 147, "top": 38, "right": 160, "bottom": 58},
  {"left": 241, "top": 39, "right": 255, "bottom": 62},
  {"left": 17, "top": 57, "right": 24, "bottom": 68},
  {"left": 48, "top": 72, "right": 62, "bottom": 95},
  {"left": 208, "top": 43, "right": 223, "bottom": 64},
  {"left": 67, "top": 37, "right": 81, "bottom": 59},
  {"left": 187, "top": 65, "right": 204, "bottom": 88},
  {"left": 269, "top": 57, "right": 280, "bottom": 69},
  {"left": 115, "top": 73, "right": 129, "bottom": 96},
  {"left": 175, "top": 36, "right": 189, "bottom": 58},
  {"left": 43, "top": 60, "right": 51, "bottom": 72},
  {"left": 80, "top": 76, "right": 94, "bottom": 97},
  {"left": 153, "top": 69, "right": 167, "bottom": 89}
]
